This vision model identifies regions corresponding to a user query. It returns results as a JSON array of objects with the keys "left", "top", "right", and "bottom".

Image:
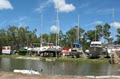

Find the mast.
[
  {"left": 56, "top": 0, "right": 60, "bottom": 46},
  {"left": 112, "top": 8, "right": 114, "bottom": 43},
  {"left": 95, "top": 27, "right": 96, "bottom": 41},
  {"left": 40, "top": 13, "right": 43, "bottom": 47},
  {"left": 110, "top": 8, "right": 115, "bottom": 44},
  {"left": 78, "top": 14, "right": 80, "bottom": 42}
]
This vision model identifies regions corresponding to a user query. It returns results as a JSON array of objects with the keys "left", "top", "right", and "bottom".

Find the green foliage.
[
  {"left": 116, "top": 28, "right": 120, "bottom": 44},
  {"left": 0, "top": 23, "right": 114, "bottom": 52},
  {"left": 0, "top": 26, "right": 38, "bottom": 50},
  {"left": 65, "top": 26, "right": 85, "bottom": 47},
  {"left": 103, "top": 23, "right": 111, "bottom": 39}
]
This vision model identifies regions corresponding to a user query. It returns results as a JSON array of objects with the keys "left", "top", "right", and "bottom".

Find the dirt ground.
[
  {"left": 0, "top": 71, "right": 119, "bottom": 79},
  {"left": 0, "top": 71, "right": 90, "bottom": 79}
]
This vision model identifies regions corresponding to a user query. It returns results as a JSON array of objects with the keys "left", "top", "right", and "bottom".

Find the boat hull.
[
  {"left": 13, "top": 69, "right": 40, "bottom": 74},
  {"left": 89, "top": 47, "right": 103, "bottom": 58}
]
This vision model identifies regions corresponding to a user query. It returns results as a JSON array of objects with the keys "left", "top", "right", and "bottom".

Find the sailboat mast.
[
  {"left": 95, "top": 27, "right": 96, "bottom": 41},
  {"left": 40, "top": 13, "right": 43, "bottom": 47},
  {"left": 78, "top": 14, "right": 80, "bottom": 42},
  {"left": 56, "top": 0, "right": 60, "bottom": 46}
]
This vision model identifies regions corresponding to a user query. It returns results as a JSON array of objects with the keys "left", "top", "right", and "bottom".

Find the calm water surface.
[{"left": 0, "top": 57, "right": 120, "bottom": 76}]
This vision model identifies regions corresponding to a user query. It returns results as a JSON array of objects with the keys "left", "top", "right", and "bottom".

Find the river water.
[{"left": 0, "top": 57, "right": 120, "bottom": 76}]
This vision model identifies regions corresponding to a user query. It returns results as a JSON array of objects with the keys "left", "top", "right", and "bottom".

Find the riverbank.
[
  {"left": 0, "top": 71, "right": 120, "bottom": 79},
  {"left": 0, "top": 71, "right": 89, "bottom": 79},
  {"left": 0, "top": 55, "right": 110, "bottom": 63}
]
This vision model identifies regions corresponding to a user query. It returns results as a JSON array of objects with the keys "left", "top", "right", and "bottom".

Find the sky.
[{"left": 0, "top": 0, "right": 120, "bottom": 40}]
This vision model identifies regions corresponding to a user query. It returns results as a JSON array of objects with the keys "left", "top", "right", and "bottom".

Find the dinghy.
[{"left": 13, "top": 69, "right": 40, "bottom": 74}]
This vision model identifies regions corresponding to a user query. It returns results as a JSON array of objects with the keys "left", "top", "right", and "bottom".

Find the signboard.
[{"left": 2, "top": 46, "right": 11, "bottom": 54}]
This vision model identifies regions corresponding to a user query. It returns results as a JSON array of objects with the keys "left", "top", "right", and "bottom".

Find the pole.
[
  {"left": 56, "top": 0, "right": 60, "bottom": 46},
  {"left": 40, "top": 13, "right": 43, "bottom": 47},
  {"left": 78, "top": 14, "right": 80, "bottom": 42},
  {"left": 95, "top": 27, "right": 96, "bottom": 41}
]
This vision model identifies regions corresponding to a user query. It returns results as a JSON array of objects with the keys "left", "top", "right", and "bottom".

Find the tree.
[
  {"left": 65, "top": 26, "right": 84, "bottom": 47},
  {"left": 103, "top": 23, "right": 111, "bottom": 42},
  {"left": 86, "top": 30, "right": 96, "bottom": 41},
  {"left": 96, "top": 25, "right": 103, "bottom": 40},
  {"left": 116, "top": 28, "right": 120, "bottom": 44}
]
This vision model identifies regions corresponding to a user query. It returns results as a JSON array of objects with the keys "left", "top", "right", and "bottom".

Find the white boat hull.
[{"left": 13, "top": 69, "right": 40, "bottom": 74}]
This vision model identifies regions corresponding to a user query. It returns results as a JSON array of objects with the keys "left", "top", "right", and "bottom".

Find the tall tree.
[
  {"left": 65, "top": 26, "right": 84, "bottom": 47},
  {"left": 103, "top": 23, "right": 111, "bottom": 43}
]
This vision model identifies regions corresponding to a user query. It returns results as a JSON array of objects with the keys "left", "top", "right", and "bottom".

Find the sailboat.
[
  {"left": 27, "top": 13, "right": 46, "bottom": 55},
  {"left": 88, "top": 26, "right": 104, "bottom": 58},
  {"left": 71, "top": 15, "right": 84, "bottom": 58},
  {"left": 107, "top": 9, "right": 120, "bottom": 64},
  {"left": 38, "top": 2, "right": 62, "bottom": 57}
]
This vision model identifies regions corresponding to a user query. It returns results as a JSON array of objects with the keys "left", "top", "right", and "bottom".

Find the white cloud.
[
  {"left": 35, "top": 0, "right": 52, "bottom": 12},
  {"left": 85, "top": 21, "right": 103, "bottom": 26},
  {"left": 110, "top": 22, "right": 120, "bottom": 28},
  {"left": 52, "top": 0, "right": 75, "bottom": 13},
  {"left": 50, "top": 25, "right": 60, "bottom": 32},
  {"left": 0, "top": 0, "right": 13, "bottom": 10},
  {"left": 79, "top": 3, "right": 89, "bottom": 9}
]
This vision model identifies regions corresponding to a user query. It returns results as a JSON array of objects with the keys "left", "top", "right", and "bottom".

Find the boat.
[
  {"left": 107, "top": 44, "right": 120, "bottom": 57},
  {"left": 41, "top": 43, "right": 62, "bottom": 57},
  {"left": 71, "top": 42, "right": 83, "bottom": 58},
  {"left": 61, "top": 47, "right": 71, "bottom": 56},
  {"left": 13, "top": 69, "right": 40, "bottom": 74},
  {"left": 89, "top": 41, "right": 103, "bottom": 58}
]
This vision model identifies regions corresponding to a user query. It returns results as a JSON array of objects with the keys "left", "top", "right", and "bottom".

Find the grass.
[
  {"left": 0, "top": 54, "right": 109, "bottom": 63},
  {"left": 39, "top": 56, "right": 109, "bottom": 63},
  {"left": 0, "top": 54, "right": 32, "bottom": 58}
]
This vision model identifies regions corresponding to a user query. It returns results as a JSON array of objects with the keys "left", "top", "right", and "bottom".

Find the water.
[{"left": 0, "top": 57, "right": 120, "bottom": 76}]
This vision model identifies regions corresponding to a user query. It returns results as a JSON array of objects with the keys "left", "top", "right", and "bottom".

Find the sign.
[{"left": 2, "top": 46, "right": 11, "bottom": 54}]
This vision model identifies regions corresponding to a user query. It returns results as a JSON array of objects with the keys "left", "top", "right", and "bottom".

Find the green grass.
[
  {"left": 0, "top": 55, "right": 32, "bottom": 58},
  {"left": 40, "top": 56, "right": 109, "bottom": 63},
  {"left": 0, "top": 55, "right": 109, "bottom": 63}
]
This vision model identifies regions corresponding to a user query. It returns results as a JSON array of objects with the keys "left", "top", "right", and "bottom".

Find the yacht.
[
  {"left": 71, "top": 42, "right": 83, "bottom": 58},
  {"left": 89, "top": 41, "right": 103, "bottom": 58}
]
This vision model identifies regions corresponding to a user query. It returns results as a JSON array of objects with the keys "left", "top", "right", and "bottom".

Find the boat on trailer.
[
  {"left": 41, "top": 43, "right": 62, "bottom": 57},
  {"left": 107, "top": 44, "right": 120, "bottom": 57},
  {"left": 89, "top": 41, "right": 103, "bottom": 58},
  {"left": 71, "top": 42, "right": 83, "bottom": 58}
]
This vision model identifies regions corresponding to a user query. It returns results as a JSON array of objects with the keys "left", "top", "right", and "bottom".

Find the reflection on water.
[{"left": 0, "top": 57, "right": 120, "bottom": 76}]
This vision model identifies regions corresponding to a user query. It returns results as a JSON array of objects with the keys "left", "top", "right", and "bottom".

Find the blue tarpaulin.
[
  {"left": 113, "top": 41, "right": 117, "bottom": 45},
  {"left": 72, "top": 42, "right": 82, "bottom": 48}
]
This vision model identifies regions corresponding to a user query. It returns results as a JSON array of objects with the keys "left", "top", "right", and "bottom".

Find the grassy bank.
[
  {"left": 0, "top": 55, "right": 110, "bottom": 63},
  {"left": 41, "top": 57, "right": 109, "bottom": 63}
]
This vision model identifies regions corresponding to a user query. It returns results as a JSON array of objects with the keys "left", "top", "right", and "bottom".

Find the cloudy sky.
[{"left": 0, "top": 0, "right": 120, "bottom": 39}]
